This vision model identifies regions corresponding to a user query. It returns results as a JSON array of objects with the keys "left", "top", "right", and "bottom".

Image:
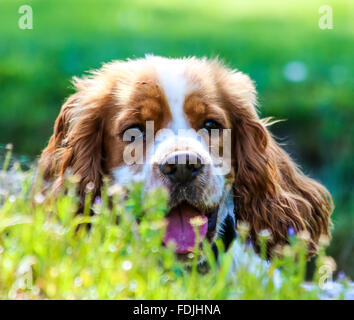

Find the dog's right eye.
[{"left": 122, "top": 125, "right": 145, "bottom": 142}]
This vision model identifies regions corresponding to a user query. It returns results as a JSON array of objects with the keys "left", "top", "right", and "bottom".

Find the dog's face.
[
  {"left": 103, "top": 56, "right": 236, "bottom": 254},
  {"left": 39, "top": 56, "right": 332, "bottom": 257}
]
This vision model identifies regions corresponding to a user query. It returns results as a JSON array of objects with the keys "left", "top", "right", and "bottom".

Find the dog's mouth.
[{"left": 163, "top": 202, "right": 218, "bottom": 254}]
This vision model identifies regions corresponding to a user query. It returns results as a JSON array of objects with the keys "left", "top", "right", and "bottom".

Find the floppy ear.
[
  {"left": 219, "top": 67, "right": 333, "bottom": 256},
  {"left": 39, "top": 74, "right": 112, "bottom": 200},
  {"left": 39, "top": 94, "right": 77, "bottom": 184}
]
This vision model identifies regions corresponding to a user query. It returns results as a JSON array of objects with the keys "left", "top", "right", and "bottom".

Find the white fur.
[
  {"left": 113, "top": 165, "right": 147, "bottom": 186},
  {"left": 228, "top": 240, "right": 282, "bottom": 289},
  {"left": 146, "top": 55, "right": 189, "bottom": 131}
]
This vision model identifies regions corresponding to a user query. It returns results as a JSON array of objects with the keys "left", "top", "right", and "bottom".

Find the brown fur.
[{"left": 214, "top": 62, "right": 333, "bottom": 256}]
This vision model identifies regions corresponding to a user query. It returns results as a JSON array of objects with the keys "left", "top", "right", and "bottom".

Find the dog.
[{"left": 39, "top": 55, "right": 333, "bottom": 260}]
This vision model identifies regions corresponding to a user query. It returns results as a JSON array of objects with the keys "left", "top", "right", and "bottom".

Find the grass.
[{"left": 0, "top": 151, "right": 351, "bottom": 300}]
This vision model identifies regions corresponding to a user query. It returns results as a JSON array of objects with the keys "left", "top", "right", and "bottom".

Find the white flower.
[
  {"left": 122, "top": 260, "right": 132, "bottom": 271},
  {"left": 258, "top": 229, "right": 271, "bottom": 239}
]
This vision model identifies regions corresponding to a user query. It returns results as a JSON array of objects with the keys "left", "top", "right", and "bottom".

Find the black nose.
[{"left": 160, "top": 153, "right": 204, "bottom": 184}]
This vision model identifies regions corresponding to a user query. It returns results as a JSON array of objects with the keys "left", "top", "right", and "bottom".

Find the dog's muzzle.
[{"left": 156, "top": 151, "right": 215, "bottom": 254}]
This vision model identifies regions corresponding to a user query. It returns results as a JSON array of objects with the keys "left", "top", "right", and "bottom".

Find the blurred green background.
[{"left": 0, "top": 0, "right": 353, "bottom": 277}]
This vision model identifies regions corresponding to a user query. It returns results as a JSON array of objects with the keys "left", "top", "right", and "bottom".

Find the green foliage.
[{"left": 0, "top": 158, "right": 350, "bottom": 300}]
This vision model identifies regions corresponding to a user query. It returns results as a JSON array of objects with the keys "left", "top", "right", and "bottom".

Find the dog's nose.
[{"left": 160, "top": 153, "right": 204, "bottom": 184}]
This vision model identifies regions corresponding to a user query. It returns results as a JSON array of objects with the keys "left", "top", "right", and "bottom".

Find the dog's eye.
[
  {"left": 122, "top": 124, "right": 145, "bottom": 142},
  {"left": 202, "top": 120, "right": 222, "bottom": 131}
]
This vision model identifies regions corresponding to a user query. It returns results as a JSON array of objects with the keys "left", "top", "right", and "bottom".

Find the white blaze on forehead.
[{"left": 146, "top": 55, "right": 189, "bottom": 131}]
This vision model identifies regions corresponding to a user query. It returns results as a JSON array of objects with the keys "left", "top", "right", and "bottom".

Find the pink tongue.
[{"left": 163, "top": 203, "right": 208, "bottom": 254}]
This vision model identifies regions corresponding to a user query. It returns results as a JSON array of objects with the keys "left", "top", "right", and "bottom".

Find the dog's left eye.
[{"left": 202, "top": 120, "right": 222, "bottom": 131}]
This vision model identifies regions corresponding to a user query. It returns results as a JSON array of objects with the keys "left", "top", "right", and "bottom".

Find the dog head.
[{"left": 39, "top": 55, "right": 333, "bottom": 256}]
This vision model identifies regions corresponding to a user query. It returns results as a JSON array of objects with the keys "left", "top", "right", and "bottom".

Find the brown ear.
[
  {"left": 39, "top": 74, "right": 112, "bottom": 200},
  {"left": 218, "top": 66, "right": 333, "bottom": 256},
  {"left": 39, "top": 94, "right": 77, "bottom": 184}
]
